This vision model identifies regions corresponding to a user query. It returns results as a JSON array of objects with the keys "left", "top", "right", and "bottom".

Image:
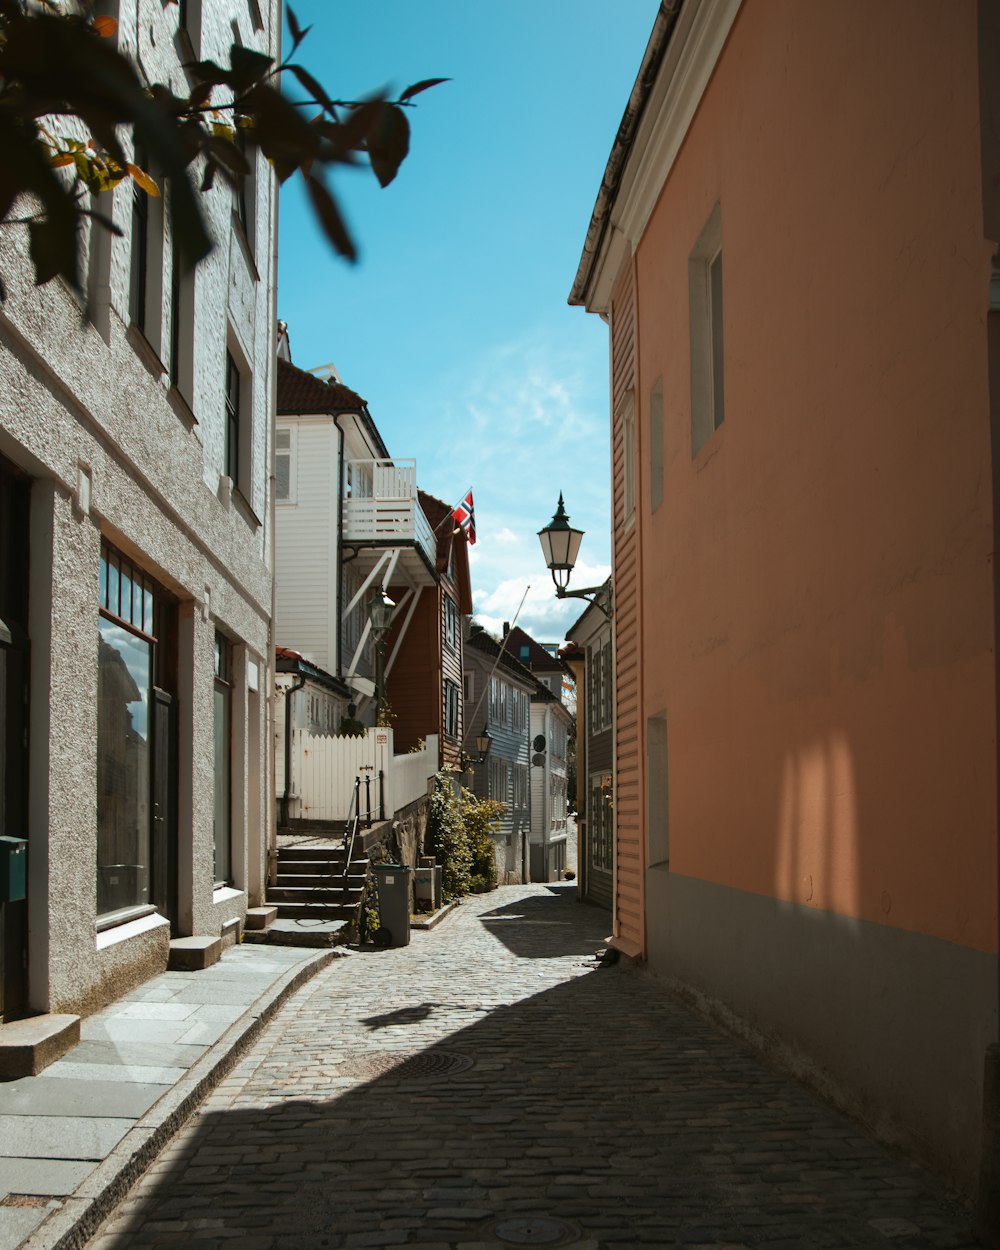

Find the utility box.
[
  {"left": 0, "top": 837, "right": 28, "bottom": 903},
  {"left": 373, "top": 863, "right": 412, "bottom": 948},
  {"left": 414, "top": 858, "right": 440, "bottom": 911}
]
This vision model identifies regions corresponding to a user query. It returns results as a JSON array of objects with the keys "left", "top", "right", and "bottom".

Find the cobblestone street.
[{"left": 87, "top": 885, "right": 980, "bottom": 1250}]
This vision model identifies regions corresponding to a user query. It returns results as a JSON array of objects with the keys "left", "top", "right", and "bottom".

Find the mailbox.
[{"left": 0, "top": 836, "right": 28, "bottom": 903}]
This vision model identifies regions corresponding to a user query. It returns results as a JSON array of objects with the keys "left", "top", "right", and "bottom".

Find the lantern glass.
[{"left": 369, "top": 586, "right": 394, "bottom": 636}]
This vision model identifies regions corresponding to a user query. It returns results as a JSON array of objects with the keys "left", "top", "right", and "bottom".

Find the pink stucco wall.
[{"left": 637, "top": 1, "right": 997, "bottom": 952}]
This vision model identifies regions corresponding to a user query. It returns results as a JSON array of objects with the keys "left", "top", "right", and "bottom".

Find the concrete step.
[
  {"left": 168, "top": 935, "right": 222, "bottom": 971},
  {"left": 277, "top": 845, "right": 349, "bottom": 861},
  {"left": 274, "top": 870, "right": 367, "bottom": 888},
  {"left": 0, "top": 1013, "right": 80, "bottom": 1080},
  {"left": 269, "top": 885, "right": 364, "bottom": 904},
  {"left": 244, "top": 905, "right": 277, "bottom": 930},
  {"left": 243, "top": 917, "right": 353, "bottom": 948},
  {"left": 273, "top": 901, "right": 359, "bottom": 921}
]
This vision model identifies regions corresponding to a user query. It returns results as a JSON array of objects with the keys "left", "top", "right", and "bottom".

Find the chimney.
[{"left": 502, "top": 621, "right": 510, "bottom": 637}]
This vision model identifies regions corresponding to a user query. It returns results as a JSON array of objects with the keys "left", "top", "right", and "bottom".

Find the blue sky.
[{"left": 277, "top": 1, "right": 659, "bottom": 642}]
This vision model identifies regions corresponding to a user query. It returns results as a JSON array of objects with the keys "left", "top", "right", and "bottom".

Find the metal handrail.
[{"left": 342, "top": 776, "right": 362, "bottom": 900}]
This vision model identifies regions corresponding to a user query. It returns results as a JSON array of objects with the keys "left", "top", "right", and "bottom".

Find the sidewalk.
[{"left": 0, "top": 943, "right": 340, "bottom": 1250}]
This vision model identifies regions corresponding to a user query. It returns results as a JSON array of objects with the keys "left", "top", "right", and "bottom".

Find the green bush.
[
  {"left": 462, "top": 788, "right": 503, "bottom": 892},
  {"left": 427, "top": 771, "right": 471, "bottom": 901}
]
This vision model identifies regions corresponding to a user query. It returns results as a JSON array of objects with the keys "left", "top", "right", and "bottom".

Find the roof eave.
[{"left": 568, "top": 1, "right": 684, "bottom": 312}]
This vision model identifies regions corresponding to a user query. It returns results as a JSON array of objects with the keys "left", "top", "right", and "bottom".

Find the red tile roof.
[{"left": 276, "top": 357, "right": 365, "bottom": 415}]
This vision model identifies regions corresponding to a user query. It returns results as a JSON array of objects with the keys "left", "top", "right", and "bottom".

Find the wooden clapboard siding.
[
  {"left": 440, "top": 586, "right": 463, "bottom": 771},
  {"left": 273, "top": 418, "right": 338, "bottom": 671},
  {"left": 384, "top": 585, "right": 441, "bottom": 756},
  {"left": 610, "top": 258, "right": 645, "bottom": 957}
]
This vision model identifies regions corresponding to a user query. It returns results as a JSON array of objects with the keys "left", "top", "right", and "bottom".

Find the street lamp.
[
  {"left": 368, "top": 585, "right": 394, "bottom": 724},
  {"left": 461, "top": 723, "right": 493, "bottom": 772},
  {"left": 537, "top": 493, "right": 612, "bottom": 618}
]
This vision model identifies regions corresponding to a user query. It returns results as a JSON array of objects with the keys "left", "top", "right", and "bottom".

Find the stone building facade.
[{"left": 0, "top": 0, "right": 279, "bottom": 1021}]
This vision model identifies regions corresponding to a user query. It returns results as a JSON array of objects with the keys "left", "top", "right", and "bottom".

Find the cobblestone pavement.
[{"left": 86, "top": 884, "right": 981, "bottom": 1250}]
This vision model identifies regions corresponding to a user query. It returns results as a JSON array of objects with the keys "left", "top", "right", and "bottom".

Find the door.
[
  {"left": 150, "top": 688, "right": 177, "bottom": 934},
  {"left": 0, "top": 461, "right": 29, "bottom": 1021}
]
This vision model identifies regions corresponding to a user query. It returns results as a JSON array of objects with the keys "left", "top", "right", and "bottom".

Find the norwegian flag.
[{"left": 453, "top": 489, "right": 476, "bottom": 545}]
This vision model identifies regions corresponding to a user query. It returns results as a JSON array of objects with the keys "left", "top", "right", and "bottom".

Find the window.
[
  {"left": 129, "top": 165, "right": 149, "bottom": 334},
  {"left": 129, "top": 152, "right": 165, "bottom": 354},
  {"left": 490, "top": 758, "right": 509, "bottom": 806},
  {"left": 689, "top": 203, "right": 725, "bottom": 455},
  {"left": 275, "top": 426, "right": 295, "bottom": 502},
  {"left": 489, "top": 676, "right": 508, "bottom": 727},
  {"left": 602, "top": 640, "right": 613, "bottom": 727},
  {"left": 649, "top": 377, "right": 664, "bottom": 514},
  {"left": 444, "top": 594, "right": 458, "bottom": 650},
  {"left": 464, "top": 671, "right": 475, "bottom": 704},
  {"left": 444, "top": 679, "right": 460, "bottom": 739},
  {"left": 97, "top": 543, "right": 175, "bottom": 924},
  {"left": 621, "top": 391, "right": 636, "bottom": 525},
  {"left": 225, "top": 351, "right": 240, "bottom": 485},
  {"left": 512, "top": 688, "right": 528, "bottom": 733},
  {"left": 591, "top": 774, "right": 613, "bottom": 871},
  {"left": 513, "top": 763, "right": 529, "bottom": 811},
  {"left": 213, "top": 634, "right": 233, "bottom": 885},
  {"left": 168, "top": 197, "right": 195, "bottom": 408}
]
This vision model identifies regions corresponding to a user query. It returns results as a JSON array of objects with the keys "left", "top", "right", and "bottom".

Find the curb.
[
  {"left": 410, "top": 899, "right": 460, "bottom": 931},
  {"left": 20, "top": 948, "right": 340, "bottom": 1250}
]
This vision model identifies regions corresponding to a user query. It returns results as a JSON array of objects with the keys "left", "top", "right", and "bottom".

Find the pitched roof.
[
  {"left": 417, "top": 489, "right": 455, "bottom": 566},
  {"left": 466, "top": 624, "right": 537, "bottom": 687},
  {"left": 276, "top": 357, "right": 365, "bottom": 415},
  {"left": 502, "top": 625, "right": 568, "bottom": 675}
]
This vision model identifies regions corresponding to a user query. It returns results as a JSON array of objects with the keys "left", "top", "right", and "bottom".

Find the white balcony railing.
[{"left": 342, "top": 459, "right": 436, "bottom": 567}]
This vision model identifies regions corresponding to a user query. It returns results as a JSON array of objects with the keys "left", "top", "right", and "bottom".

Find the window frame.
[
  {"left": 275, "top": 424, "right": 296, "bottom": 504},
  {"left": 689, "top": 202, "right": 725, "bottom": 456},
  {"left": 213, "top": 633, "right": 233, "bottom": 888},
  {"left": 443, "top": 679, "right": 460, "bottom": 740}
]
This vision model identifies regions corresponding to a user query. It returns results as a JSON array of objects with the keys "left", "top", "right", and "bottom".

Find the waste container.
[{"left": 373, "top": 863, "right": 412, "bottom": 948}]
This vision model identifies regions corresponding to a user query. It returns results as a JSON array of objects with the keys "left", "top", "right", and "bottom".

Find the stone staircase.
[{"left": 244, "top": 842, "right": 370, "bottom": 948}]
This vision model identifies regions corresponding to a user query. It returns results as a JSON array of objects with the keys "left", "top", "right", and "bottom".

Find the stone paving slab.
[
  {"left": 0, "top": 1078, "right": 168, "bottom": 1119},
  {"left": 61, "top": 1041, "right": 208, "bottom": 1071},
  {"left": 0, "top": 1158, "right": 97, "bottom": 1198},
  {"left": 0, "top": 944, "right": 338, "bottom": 1250},
  {"left": 75, "top": 885, "right": 982, "bottom": 1250},
  {"left": 0, "top": 1117, "right": 132, "bottom": 1160}
]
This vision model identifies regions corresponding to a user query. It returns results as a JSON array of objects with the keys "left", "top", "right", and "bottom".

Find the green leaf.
[
  {"left": 229, "top": 45, "right": 273, "bottom": 93},
  {"left": 285, "top": 4, "right": 311, "bottom": 50},
  {"left": 287, "top": 63, "right": 335, "bottom": 115},
  {"left": 399, "top": 77, "right": 449, "bottom": 103},
  {"left": 364, "top": 102, "right": 409, "bottom": 188},
  {"left": 304, "top": 172, "right": 355, "bottom": 261}
]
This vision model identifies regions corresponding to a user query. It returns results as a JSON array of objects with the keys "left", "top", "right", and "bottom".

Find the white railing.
[
  {"left": 346, "top": 459, "right": 416, "bottom": 500},
  {"left": 286, "top": 728, "right": 439, "bottom": 823},
  {"left": 342, "top": 459, "right": 437, "bottom": 567}
]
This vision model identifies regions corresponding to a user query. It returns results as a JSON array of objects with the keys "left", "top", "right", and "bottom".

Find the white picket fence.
[{"left": 285, "top": 728, "right": 438, "bottom": 823}]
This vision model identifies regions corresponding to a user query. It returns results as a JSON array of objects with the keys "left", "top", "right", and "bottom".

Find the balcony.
[{"left": 342, "top": 459, "right": 437, "bottom": 584}]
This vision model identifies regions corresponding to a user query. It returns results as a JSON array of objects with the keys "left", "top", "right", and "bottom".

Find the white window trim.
[{"left": 275, "top": 423, "right": 297, "bottom": 504}]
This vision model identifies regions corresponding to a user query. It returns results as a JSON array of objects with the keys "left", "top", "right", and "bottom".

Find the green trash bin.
[{"left": 373, "top": 863, "right": 412, "bottom": 948}]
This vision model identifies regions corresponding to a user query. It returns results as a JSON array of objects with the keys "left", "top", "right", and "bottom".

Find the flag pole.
[{"left": 463, "top": 583, "right": 532, "bottom": 755}]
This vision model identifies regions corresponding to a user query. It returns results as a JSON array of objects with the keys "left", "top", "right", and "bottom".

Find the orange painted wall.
[{"left": 636, "top": 1, "right": 997, "bottom": 951}]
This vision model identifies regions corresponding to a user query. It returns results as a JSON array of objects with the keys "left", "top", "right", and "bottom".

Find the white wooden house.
[{"left": 273, "top": 342, "right": 447, "bottom": 825}]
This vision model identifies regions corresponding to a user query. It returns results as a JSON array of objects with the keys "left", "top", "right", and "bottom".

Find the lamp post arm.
[{"left": 552, "top": 578, "right": 613, "bottom": 620}]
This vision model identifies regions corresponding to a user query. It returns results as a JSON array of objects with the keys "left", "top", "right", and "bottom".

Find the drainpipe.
[
  {"left": 334, "top": 414, "right": 346, "bottom": 680},
  {"left": 280, "top": 671, "right": 307, "bottom": 828}
]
